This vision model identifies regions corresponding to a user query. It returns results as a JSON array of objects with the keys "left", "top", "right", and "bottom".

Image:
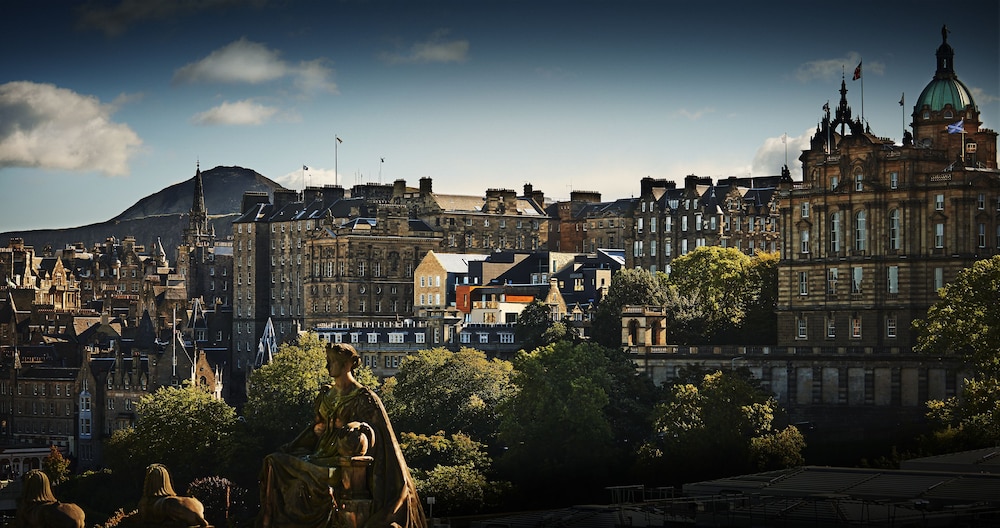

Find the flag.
[
  {"left": 947, "top": 119, "right": 964, "bottom": 134},
  {"left": 336, "top": 136, "right": 343, "bottom": 144},
  {"left": 852, "top": 61, "right": 862, "bottom": 81},
  {"left": 899, "top": 93, "right": 904, "bottom": 106},
  {"left": 303, "top": 165, "right": 309, "bottom": 170}
]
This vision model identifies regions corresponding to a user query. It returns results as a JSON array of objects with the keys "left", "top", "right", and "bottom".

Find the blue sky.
[{"left": 1, "top": 0, "right": 997, "bottom": 232}]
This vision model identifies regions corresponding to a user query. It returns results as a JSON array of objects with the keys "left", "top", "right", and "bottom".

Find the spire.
[{"left": 193, "top": 161, "right": 206, "bottom": 216}]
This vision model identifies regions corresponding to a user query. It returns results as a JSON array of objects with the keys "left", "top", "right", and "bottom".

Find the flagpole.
[
  {"left": 335, "top": 135, "right": 339, "bottom": 187},
  {"left": 860, "top": 58, "right": 865, "bottom": 128}
]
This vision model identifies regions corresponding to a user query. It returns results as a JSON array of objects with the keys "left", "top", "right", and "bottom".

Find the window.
[
  {"left": 797, "top": 317, "right": 807, "bottom": 339},
  {"left": 934, "top": 267, "right": 944, "bottom": 291},
  {"left": 695, "top": 214, "right": 703, "bottom": 231},
  {"left": 415, "top": 333, "right": 425, "bottom": 344},
  {"left": 801, "top": 202, "right": 810, "bottom": 218},
  {"left": 978, "top": 223, "right": 986, "bottom": 248},
  {"left": 681, "top": 217, "right": 688, "bottom": 232},
  {"left": 826, "top": 316, "right": 836, "bottom": 338},
  {"left": 799, "top": 272, "right": 808, "bottom": 295},
  {"left": 977, "top": 193, "right": 985, "bottom": 210},
  {"left": 889, "top": 172, "right": 898, "bottom": 189},
  {"left": 650, "top": 240, "right": 656, "bottom": 257},
  {"left": 886, "top": 316, "right": 897, "bottom": 338},
  {"left": 935, "top": 194, "right": 944, "bottom": 210},
  {"left": 800, "top": 229, "right": 810, "bottom": 253},
  {"left": 367, "top": 333, "right": 378, "bottom": 344},
  {"left": 499, "top": 333, "right": 515, "bottom": 344},
  {"left": 935, "top": 223, "right": 944, "bottom": 248},
  {"left": 852, "top": 266, "right": 863, "bottom": 293},
  {"left": 478, "top": 333, "right": 489, "bottom": 344},
  {"left": 650, "top": 217, "right": 656, "bottom": 233},
  {"left": 830, "top": 212, "right": 841, "bottom": 253},
  {"left": 460, "top": 332, "right": 471, "bottom": 344},
  {"left": 388, "top": 333, "right": 404, "bottom": 344},
  {"left": 851, "top": 316, "right": 862, "bottom": 338},
  {"left": 855, "top": 173, "right": 864, "bottom": 191},
  {"left": 831, "top": 176, "right": 839, "bottom": 190},
  {"left": 854, "top": 210, "right": 867, "bottom": 251},
  {"left": 827, "top": 268, "right": 838, "bottom": 294},
  {"left": 887, "top": 266, "right": 898, "bottom": 294},
  {"left": 888, "top": 209, "right": 900, "bottom": 250}
]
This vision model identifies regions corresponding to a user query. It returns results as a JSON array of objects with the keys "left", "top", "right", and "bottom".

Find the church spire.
[
  {"left": 193, "top": 160, "right": 206, "bottom": 216},
  {"left": 183, "top": 162, "right": 213, "bottom": 247}
]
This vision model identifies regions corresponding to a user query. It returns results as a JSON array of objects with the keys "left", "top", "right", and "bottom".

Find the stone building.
[
  {"left": 629, "top": 174, "right": 785, "bottom": 273},
  {"left": 776, "top": 28, "right": 999, "bottom": 351},
  {"left": 412, "top": 250, "right": 488, "bottom": 319}
]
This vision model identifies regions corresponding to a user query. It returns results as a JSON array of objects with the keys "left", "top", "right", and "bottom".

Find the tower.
[{"left": 182, "top": 162, "right": 215, "bottom": 248}]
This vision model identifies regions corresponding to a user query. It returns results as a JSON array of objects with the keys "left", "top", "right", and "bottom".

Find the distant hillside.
[{"left": 1, "top": 166, "right": 285, "bottom": 254}]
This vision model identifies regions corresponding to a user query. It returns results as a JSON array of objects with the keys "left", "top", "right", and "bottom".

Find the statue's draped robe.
[{"left": 258, "top": 386, "right": 426, "bottom": 528}]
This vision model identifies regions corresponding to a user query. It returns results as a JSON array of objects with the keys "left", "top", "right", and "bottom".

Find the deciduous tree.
[{"left": 591, "top": 268, "right": 668, "bottom": 348}]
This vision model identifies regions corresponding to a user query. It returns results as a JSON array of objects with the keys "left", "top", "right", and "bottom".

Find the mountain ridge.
[{"left": 1, "top": 166, "right": 285, "bottom": 254}]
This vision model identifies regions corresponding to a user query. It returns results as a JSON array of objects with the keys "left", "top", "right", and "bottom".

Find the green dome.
[{"left": 915, "top": 77, "right": 975, "bottom": 112}]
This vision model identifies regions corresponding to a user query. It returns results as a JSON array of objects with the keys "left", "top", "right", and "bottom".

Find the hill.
[{"left": 1, "top": 166, "right": 285, "bottom": 254}]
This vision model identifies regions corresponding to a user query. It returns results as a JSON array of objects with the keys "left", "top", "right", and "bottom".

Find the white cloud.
[
  {"left": 275, "top": 166, "right": 339, "bottom": 189},
  {"left": 76, "top": 0, "right": 265, "bottom": 37},
  {"left": 678, "top": 107, "right": 714, "bottom": 120},
  {"left": 174, "top": 38, "right": 338, "bottom": 94},
  {"left": 0, "top": 81, "right": 141, "bottom": 176},
  {"left": 971, "top": 87, "right": 998, "bottom": 105},
  {"left": 191, "top": 99, "right": 279, "bottom": 125},
  {"left": 751, "top": 129, "right": 814, "bottom": 179},
  {"left": 795, "top": 52, "right": 884, "bottom": 82},
  {"left": 380, "top": 30, "right": 469, "bottom": 65}
]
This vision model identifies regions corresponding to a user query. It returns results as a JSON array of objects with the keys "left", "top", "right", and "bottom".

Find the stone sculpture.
[
  {"left": 138, "top": 463, "right": 211, "bottom": 527},
  {"left": 257, "top": 343, "right": 426, "bottom": 528},
  {"left": 12, "top": 470, "right": 85, "bottom": 528}
]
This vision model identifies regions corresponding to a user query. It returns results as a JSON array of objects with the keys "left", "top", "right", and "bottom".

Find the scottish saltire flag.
[{"left": 947, "top": 120, "right": 964, "bottom": 134}]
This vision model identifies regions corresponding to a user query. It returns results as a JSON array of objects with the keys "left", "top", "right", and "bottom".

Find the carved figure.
[
  {"left": 138, "top": 464, "right": 211, "bottom": 527},
  {"left": 257, "top": 343, "right": 426, "bottom": 528},
  {"left": 13, "top": 470, "right": 85, "bottom": 528}
]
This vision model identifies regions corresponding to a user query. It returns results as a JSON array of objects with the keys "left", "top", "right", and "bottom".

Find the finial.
[{"left": 941, "top": 24, "right": 949, "bottom": 43}]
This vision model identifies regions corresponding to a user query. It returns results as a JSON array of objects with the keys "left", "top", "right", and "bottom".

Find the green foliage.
[
  {"left": 243, "top": 332, "right": 330, "bottom": 449},
  {"left": 914, "top": 255, "right": 1000, "bottom": 373},
  {"left": 591, "top": 268, "right": 669, "bottom": 348},
  {"left": 400, "top": 431, "right": 492, "bottom": 472},
  {"left": 498, "top": 341, "right": 623, "bottom": 490},
  {"left": 104, "top": 384, "right": 238, "bottom": 488},
  {"left": 382, "top": 348, "right": 514, "bottom": 443},
  {"left": 915, "top": 256, "right": 1000, "bottom": 448},
  {"left": 516, "top": 300, "right": 555, "bottom": 351},
  {"left": 664, "top": 247, "right": 778, "bottom": 344},
  {"left": 42, "top": 444, "right": 70, "bottom": 485},
  {"left": 639, "top": 370, "right": 802, "bottom": 483}
]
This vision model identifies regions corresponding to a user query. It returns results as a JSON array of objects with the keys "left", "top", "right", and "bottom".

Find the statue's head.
[
  {"left": 21, "top": 470, "right": 57, "bottom": 504},
  {"left": 338, "top": 421, "right": 375, "bottom": 457},
  {"left": 143, "top": 463, "right": 177, "bottom": 498},
  {"left": 326, "top": 343, "right": 362, "bottom": 371}
]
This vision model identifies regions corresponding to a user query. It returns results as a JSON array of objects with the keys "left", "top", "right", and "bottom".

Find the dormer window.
[{"left": 944, "top": 110, "right": 953, "bottom": 119}]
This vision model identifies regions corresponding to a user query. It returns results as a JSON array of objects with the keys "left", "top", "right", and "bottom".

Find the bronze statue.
[
  {"left": 138, "top": 464, "right": 211, "bottom": 527},
  {"left": 13, "top": 470, "right": 85, "bottom": 528},
  {"left": 257, "top": 343, "right": 426, "bottom": 528}
]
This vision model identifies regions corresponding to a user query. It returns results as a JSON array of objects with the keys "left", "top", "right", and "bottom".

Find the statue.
[
  {"left": 13, "top": 470, "right": 85, "bottom": 528},
  {"left": 257, "top": 343, "right": 426, "bottom": 528},
  {"left": 138, "top": 464, "right": 211, "bottom": 527}
]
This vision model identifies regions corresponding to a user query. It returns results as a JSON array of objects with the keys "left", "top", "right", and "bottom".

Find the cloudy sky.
[{"left": 1, "top": 0, "right": 997, "bottom": 232}]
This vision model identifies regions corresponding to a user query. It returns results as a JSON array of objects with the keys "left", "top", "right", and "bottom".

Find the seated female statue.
[{"left": 257, "top": 343, "right": 426, "bottom": 528}]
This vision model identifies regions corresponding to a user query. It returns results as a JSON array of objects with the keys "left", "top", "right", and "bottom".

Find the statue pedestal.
[{"left": 331, "top": 456, "right": 373, "bottom": 528}]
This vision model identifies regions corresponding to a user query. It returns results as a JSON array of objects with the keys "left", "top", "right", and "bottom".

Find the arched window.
[{"left": 855, "top": 210, "right": 867, "bottom": 251}]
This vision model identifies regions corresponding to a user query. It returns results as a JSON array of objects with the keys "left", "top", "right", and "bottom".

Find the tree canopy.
[
  {"left": 591, "top": 267, "right": 669, "bottom": 348},
  {"left": 916, "top": 255, "right": 1000, "bottom": 447},
  {"left": 382, "top": 347, "right": 514, "bottom": 443},
  {"left": 104, "top": 384, "right": 238, "bottom": 488},
  {"left": 638, "top": 370, "right": 803, "bottom": 483}
]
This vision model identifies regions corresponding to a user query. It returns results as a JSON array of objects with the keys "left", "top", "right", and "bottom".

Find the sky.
[{"left": 1, "top": 0, "right": 997, "bottom": 232}]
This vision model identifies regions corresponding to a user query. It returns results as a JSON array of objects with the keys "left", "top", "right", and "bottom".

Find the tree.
[
  {"left": 242, "top": 332, "right": 331, "bottom": 449},
  {"left": 104, "top": 384, "right": 238, "bottom": 488},
  {"left": 591, "top": 268, "right": 668, "bottom": 348},
  {"left": 915, "top": 256, "right": 1000, "bottom": 447},
  {"left": 516, "top": 299, "right": 554, "bottom": 352},
  {"left": 638, "top": 370, "right": 803, "bottom": 483},
  {"left": 42, "top": 445, "right": 70, "bottom": 485},
  {"left": 498, "top": 341, "right": 625, "bottom": 500},
  {"left": 914, "top": 255, "right": 1000, "bottom": 373},
  {"left": 382, "top": 347, "right": 514, "bottom": 443}
]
